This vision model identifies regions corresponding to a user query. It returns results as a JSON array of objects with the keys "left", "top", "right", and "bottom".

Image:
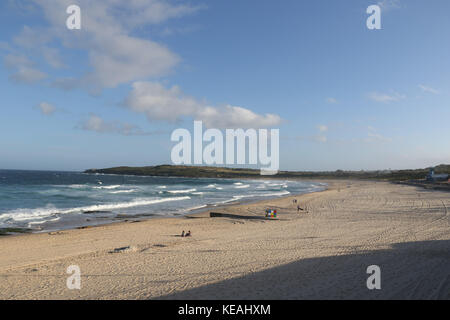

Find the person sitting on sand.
[
  {"left": 185, "top": 230, "right": 191, "bottom": 237},
  {"left": 181, "top": 230, "right": 185, "bottom": 237},
  {"left": 297, "top": 205, "right": 304, "bottom": 212}
]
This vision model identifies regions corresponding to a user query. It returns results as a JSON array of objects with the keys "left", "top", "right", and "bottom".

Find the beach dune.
[{"left": 0, "top": 180, "right": 449, "bottom": 299}]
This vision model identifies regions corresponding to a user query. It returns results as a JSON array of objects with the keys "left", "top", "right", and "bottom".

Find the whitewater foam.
[
  {"left": 0, "top": 171, "right": 326, "bottom": 231},
  {"left": 167, "top": 188, "right": 197, "bottom": 194},
  {"left": 0, "top": 196, "right": 191, "bottom": 222},
  {"left": 109, "top": 189, "right": 137, "bottom": 194},
  {"left": 93, "top": 185, "right": 121, "bottom": 190}
]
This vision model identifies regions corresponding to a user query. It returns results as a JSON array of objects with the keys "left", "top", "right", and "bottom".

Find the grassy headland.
[{"left": 84, "top": 164, "right": 450, "bottom": 182}]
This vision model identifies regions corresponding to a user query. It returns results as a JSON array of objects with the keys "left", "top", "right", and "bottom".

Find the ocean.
[{"left": 0, "top": 170, "right": 326, "bottom": 232}]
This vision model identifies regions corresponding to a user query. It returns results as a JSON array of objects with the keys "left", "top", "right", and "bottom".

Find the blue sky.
[{"left": 0, "top": 0, "right": 449, "bottom": 171}]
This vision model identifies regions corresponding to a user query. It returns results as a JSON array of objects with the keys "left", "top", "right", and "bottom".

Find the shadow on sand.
[
  {"left": 209, "top": 212, "right": 277, "bottom": 221},
  {"left": 155, "top": 239, "right": 450, "bottom": 300}
]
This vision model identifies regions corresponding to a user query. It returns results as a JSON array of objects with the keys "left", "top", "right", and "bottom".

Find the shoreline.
[
  {"left": 1, "top": 179, "right": 449, "bottom": 299},
  {"left": 0, "top": 178, "right": 328, "bottom": 236}
]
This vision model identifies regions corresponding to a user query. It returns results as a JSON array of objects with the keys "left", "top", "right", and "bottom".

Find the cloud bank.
[
  {"left": 4, "top": 1, "right": 282, "bottom": 131},
  {"left": 7, "top": 0, "right": 202, "bottom": 90},
  {"left": 124, "top": 82, "right": 282, "bottom": 128}
]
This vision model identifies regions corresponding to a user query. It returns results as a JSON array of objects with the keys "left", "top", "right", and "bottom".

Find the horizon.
[
  {"left": 1, "top": 162, "right": 449, "bottom": 173},
  {"left": 1, "top": 1, "right": 449, "bottom": 172}
]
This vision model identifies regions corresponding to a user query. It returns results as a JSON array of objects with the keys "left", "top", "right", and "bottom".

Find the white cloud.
[
  {"left": 41, "top": 47, "right": 65, "bottom": 69},
  {"left": 81, "top": 114, "right": 116, "bottom": 133},
  {"left": 326, "top": 97, "right": 337, "bottom": 104},
  {"left": 6, "top": 0, "right": 38, "bottom": 13},
  {"left": 85, "top": 35, "right": 179, "bottom": 90},
  {"left": 5, "top": 1, "right": 278, "bottom": 132},
  {"left": 198, "top": 105, "right": 281, "bottom": 129},
  {"left": 124, "top": 82, "right": 200, "bottom": 122},
  {"left": 37, "top": 102, "right": 56, "bottom": 115},
  {"left": 313, "top": 125, "right": 328, "bottom": 143},
  {"left": 79, "top": 114, "right": 159, "bottom": 136},
  {"left": 10, "top": 26, "right": 65, "bottom": 69},
  {"left": 113, "top": 0, "right": 205, "bottom": 27},
  {"left": 369, "top": 91, "right": 406, "bottom": 103},
  {"left": 7, "top": 0, "right": 202, "bottom": 90},
  {"left": 3, "top": 53, "right": 47, "bottom": 84},
  {"left": 3, "top": 53, "right": 32, "bottom": 68},
  {"left": 377, "top": 0, "right": 402, "bottom": 12},
  {"left": 418, "top": 84, "right": 439, "bottom": 95},
  {"left": 124, "top": 81, "right": 282, "bottom": 128},
  {"left": 13, "top": 25, "right": 52, "bottom": 49},
  {"left": 10, "top": 66, "right": 47, "bottom": 84}
]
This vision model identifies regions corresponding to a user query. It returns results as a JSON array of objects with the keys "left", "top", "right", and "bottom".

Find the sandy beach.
[{"left": 0, "top": 180, "right": 449, "bottom": 300}]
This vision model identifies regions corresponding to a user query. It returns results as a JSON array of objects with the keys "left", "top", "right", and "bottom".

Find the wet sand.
[{"left": 0, "top": 180, "right": 449, "bottom": 299}]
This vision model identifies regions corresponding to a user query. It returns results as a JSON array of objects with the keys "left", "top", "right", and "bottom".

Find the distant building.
[{"left": 426, "top": 168, "right": 449, "bottom": 182}]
